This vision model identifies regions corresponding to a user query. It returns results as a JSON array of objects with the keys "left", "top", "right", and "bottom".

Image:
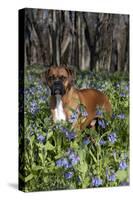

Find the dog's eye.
[
  {"left": 59, "top": 76, "right": 67, "bottom": 81},
  {"left": 48, "top": 76, "right": 54, "bottom": 81}
]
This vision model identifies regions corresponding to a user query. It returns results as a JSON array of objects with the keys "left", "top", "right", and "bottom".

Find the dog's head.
[{"left": 42, "top": 65, "right": 75, "bottom": 96}]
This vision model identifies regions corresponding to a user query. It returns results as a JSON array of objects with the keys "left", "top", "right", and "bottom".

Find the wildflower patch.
[{"left": 19, "top": 66, "right": 129, "bottom": 192}]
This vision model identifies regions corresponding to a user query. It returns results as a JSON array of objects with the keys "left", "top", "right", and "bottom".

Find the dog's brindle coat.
[{"left": 42, "top": 65, "right": 112, "bottom": 130}]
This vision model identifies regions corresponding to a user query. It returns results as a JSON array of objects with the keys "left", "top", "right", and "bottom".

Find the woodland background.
[{"left": 24, "top": 8, "right": 129, "bottom": 72}]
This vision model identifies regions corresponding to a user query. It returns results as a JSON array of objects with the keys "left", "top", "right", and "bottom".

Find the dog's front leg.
[{"left": 80, "top": 112, "right": 96, "bottom": 130}]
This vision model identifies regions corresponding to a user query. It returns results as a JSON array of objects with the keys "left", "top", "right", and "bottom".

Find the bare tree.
[{"left": 24, "top": 8, "right": 129, "bottom": 72}]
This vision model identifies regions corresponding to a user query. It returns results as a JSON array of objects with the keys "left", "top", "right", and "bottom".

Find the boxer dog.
[{"left": 42, "top": 65, "right": 112, "bottom": 131}]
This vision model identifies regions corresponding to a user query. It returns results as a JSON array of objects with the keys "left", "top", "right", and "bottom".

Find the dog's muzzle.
[{"left": 51, "top": 80, "right": 65, "bottom": 96}]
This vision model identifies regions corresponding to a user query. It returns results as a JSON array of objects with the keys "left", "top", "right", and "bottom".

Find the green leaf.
[
  {"left": 77, "top": 162, "right": 88, "bottom": 178},
  {"left": 78, "top": 149, "right": 86, "bottom": 162},
  {"left": 89, "top": 149, "right": 97, "bottom": 163},
  {"left": 45, "top": 141, "right": 55, "bottom": 151},
  {"left": 116, "top": 170, "right": 128, "bottom": 182},
  {"left": 32, "top": 165, "right": 43, "bottom": 171},
  {"left": 39, "top": 153, "right": 43, "bottom": 162},
  {"left": 82, "top": 177, "right": 90, "bottom": 188},
  {"left": 47, "top": 131, "right": 53, "bottom": 140},
  {"left": 71, "top": 141, "right": 79, "bottom": 149},
  {"left": 25, "top": 174, "right": 34, "bottom": 182}
]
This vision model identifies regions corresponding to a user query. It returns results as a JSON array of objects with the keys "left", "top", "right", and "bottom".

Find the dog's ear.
[
  {"left": 41, "top": 68, "right": 50, "bottom": 84},
  {"left": 65, "top": 66, "right": 75, "bottom": 83}
]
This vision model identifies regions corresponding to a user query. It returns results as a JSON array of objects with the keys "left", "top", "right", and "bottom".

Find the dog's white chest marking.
[{"left": 54, "top": 95, "right": 66, "bottom": 122}]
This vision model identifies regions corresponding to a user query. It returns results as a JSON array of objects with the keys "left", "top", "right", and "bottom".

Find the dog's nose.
[
  {"left": 51, "top": 80, "right": 64, "bottom": 95},
  {"left": 54, "top": 80, "right": 62, "bottom": 85}
]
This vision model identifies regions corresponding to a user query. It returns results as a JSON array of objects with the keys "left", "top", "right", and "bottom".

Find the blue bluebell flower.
[
  {"left": 61, "top": 127, "right": 76, "bottom": 140},
  {"left": 39, "top": 96, "right": 46, "bottom": 102},
  {"left": 29, "top": 87, "right": 36, "bottom": 95},
  {"left": 56, "top": 158, "right": 72, "bottom": 169},
  {"left": 119, "top": 160, "right": 128, "bottom": 170},
  {"left": 68, "top": 151, "right": 75, "bottom": 160},
  {"left": 66, "top": 148, "right": 73, "bottom": 155},
  {"left": 117, "top": 113, "right": 125, "bottom": 119},
  {"left": 107, "top": 174, "right": 116, "bottom": 182},
  {"left": 83, "top": 137, "right": 91, "bottom": 145},
  {"left": 29, "top": 100, "right": 39, "bottom": 115},
  {"left": 81, "top": 111, "right": 88, "bottom": 117},
  {"left": 56, "top": 159, "right": 63, "bottom": 167},
  {"left": 37, "top": 134, "right": 45, "bottom": 143},
  {"left": 106, "top": 170, "right": 116, "bottom": 182},
  {"left": 125, "top": 85, "right": 129, "bottom": 91},
  {"left": 111, "top": 113, "right": 116, "bottom": 119},
  {"left": 92, "top": 177, "right": 103, "bottom": 187},
  {"left": 64, "top": 172, "right": 73, "bottom": 180},
  {"left": 29, "top": 124, "right": 38, "bottom": 135},
  {"left": 120, "top": 93, "right": 126, "bottom": 97},
  {"left": 67, "top": 131, "right": 76, "bottom": 140},
  {"left": 99, "top": 139, "right": 106, "bottom": 145},
  {"left": 61, "top": 158, "right": 69, "bottom": 168},
  {"left": 96, "top": 108, "right": 103, "bottom": 116},
  {"left": 77, "top": 105, "right": 89, "bottom": 117},
  {"left": 98, "top": 119, "right": 106, "bottom": 129},
  {"left": 71, "top": 156, "right": 80, "bottom": 165},
  {"left": 120, "top": 181, "right": 129, "bottom": 186},
  {"left": 37, "top": 84, "right": 43, "bottom": 93},
  {"left": 68, "top": 111, "right": 78, "bottom": 123},
  {"left": 67, "top": 149, "right": 80, "bottom": 166},
  {"left": 108, "top": 132, "right": 117, "bottom": 144}
]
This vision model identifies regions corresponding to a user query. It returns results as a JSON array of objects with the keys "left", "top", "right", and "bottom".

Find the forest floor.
[{"left": 19, "top": 65, "right": 129, "bottom": 192}]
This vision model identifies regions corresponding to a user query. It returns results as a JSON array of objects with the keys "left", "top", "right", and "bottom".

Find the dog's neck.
[
  {"left": 62, "top": 86, "right": 76, "bottom": 102},
  {"left": 54, "top": 94, "right": 66, "bottom": 122},
  {"left": 51, "top": 87, "right": 76, "bottom": 122}
]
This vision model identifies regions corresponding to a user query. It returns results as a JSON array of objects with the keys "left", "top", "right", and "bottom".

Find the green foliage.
[{"left": 19, "top": 66, "right": 129, "bottom": 192}]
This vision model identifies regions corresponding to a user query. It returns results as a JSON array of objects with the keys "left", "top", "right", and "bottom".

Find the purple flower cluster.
[
  {"left": 119, "top": 160, "right": 128, "bottom": 170},
  {"left": 61, "top": 127, "right": 76, "bottom": 141},
  {"left": 68, "top": 111, "right": 78, "bottom": 123},
  {"left": 29, "top": 124, "right": 38, "bottom": 136},
  {"left": 106, "top": 170, "right": 116, "bottom": 182},
  {"left": 98, "top": 119, "right": 106, "bottom": 129},
  {"left": 37, "top": 84, "right": 44, "bottom": 94},
  {"left": 28, "top": 87, "right": 36, "bottom": 95},
  {"left": 67, "top": 150, "right": 80, "bottom": 166},
  {"left": 125, "top": 85, "right": 129, "bottom": 91},
  {"left": 56, "top": 158, "right": 71, "bottom": 168},
  {"left": 92, "top": 177, "right": 103, "bottom": 187},
  {"left": 64, "top": 172, "right": 73, "bottom": 180},
  {"left": 29, "top": 100, "right": 39, "bottom": 115},
  {"left": 37, "top": 134, "right": 45, "bottom": 143},
  {"left": 81, "top": 111, "right": 88, "bottom": 117},
  {"left": 83, "top": 137, "right": 91, "bottom": 145},
  {"left": 120, "top": 93, "right": 126, "bottom": 97},
  {"left": 68, "top": 106, "right": 88, "bottom": 123},
  {"left": 108, "top": 132, "right": 117, "bottom": 144},
  {"left": 78, "top": 105, "right": 88, "bottom": 117},
  {"left": 99, "top": 139, "right": 106, "bottom": 145},
  {"left": 120, "top": 181, "right": 129, "bottom": 186},
  {"left": 112, "top": 113, "right": 126, "bottom": 120},
  {"left": 117, "top": 113, "right": 125, "bottom": 119},
  {"left": 56, "top": 149, "right": 80, "bottom": 169},
  {"left": 96, "top": 108, "right": 103, "bottom": 116}
]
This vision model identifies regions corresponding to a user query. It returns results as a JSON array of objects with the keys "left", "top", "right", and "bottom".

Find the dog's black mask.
[{"left": 51, "top": 80, "right": 65, "bottom": 96}]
